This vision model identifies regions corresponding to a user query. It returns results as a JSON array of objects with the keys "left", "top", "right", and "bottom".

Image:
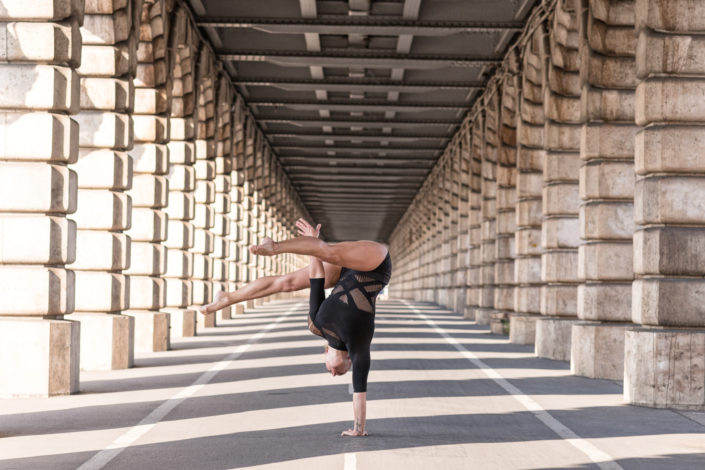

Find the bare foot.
[
  {"left": 250, "top": 237, "right": 276, "bottom": 256},
  {"left": 198, "top": 290, "right": 230, "bottom": 315}
]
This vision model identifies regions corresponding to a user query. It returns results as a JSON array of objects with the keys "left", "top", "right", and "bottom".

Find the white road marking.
[
  {"left": 344, "top": 452, "right": 357, "bottom": 470},
  {"left": 402, "top": 300, "right": 624, "bottom": 470},
  {"left": 76, "top": 303, "right": 305, "bottom": 470}
]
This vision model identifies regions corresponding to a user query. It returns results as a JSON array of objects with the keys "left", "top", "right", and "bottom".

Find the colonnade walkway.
[{"left": 1, "top": 299, "right": 704, "bottom": 470}]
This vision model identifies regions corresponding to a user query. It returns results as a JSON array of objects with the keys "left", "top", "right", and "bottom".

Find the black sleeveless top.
[{"left": 308, "top": 252, "right": 392, "bottom": 392}]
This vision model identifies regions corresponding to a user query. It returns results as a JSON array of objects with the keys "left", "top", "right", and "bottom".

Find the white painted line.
[
  {"left": 344, "top": 452, "right": 357, "bottom": 470},
  {"left": 402, "top": 300, "right": 624, "bottom": 470},
  {"left": 76, "top": 303, "right": 305, "bottom": 470}
]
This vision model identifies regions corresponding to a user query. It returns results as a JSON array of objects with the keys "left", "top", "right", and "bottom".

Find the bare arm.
[{"left": 341, "top": 393, "right": 367, "bottom": 437}]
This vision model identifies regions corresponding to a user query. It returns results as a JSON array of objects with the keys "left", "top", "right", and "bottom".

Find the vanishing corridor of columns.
[
  {"left": 0, "top": 0, "right": 703, "bottom": 413},
  {"left": 390, "top": 0, "right": 705, "bottom": 410},
  {"left": 0, "top": 0, "right": 309, "bottom": 396}
]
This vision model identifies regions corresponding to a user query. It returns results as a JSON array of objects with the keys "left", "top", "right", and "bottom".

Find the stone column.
[
  {"left": 163, "top": 8, "right": 197, "bottom": 338},
  {"left": 466, "top": 114, "right": 484, "bottom": 320},
  {"left": 125, "top": 0, "right": 171, "bottom": 353},
  {"left": 68, "top": 0, "right": 141, "bottom": 370},
  {"left": 572, "top": 0, "right": 638, "bottom": 380},
  {"left": 625, "top": 0, "right": 705, "bottom": 409},
  {"left": 535, "top": 1, "right": 583, "bottom": 361},
  {"left": 455, "top": 127, "right": 471, "bottom": 314},
  {"left": 513, "top": 27, "right": 546, "bottom": 340},
  {"left": 212, "top": 74, "right": 233, "bottom": 321},
  {"left": 476, "top": 92, "right": 499, "bottom": 326},
  {"left": 0, "top": 0, "right": 82, "bottom": 395},
  {"left": 496, "top": 68, "right": 520, "bottom": 338},
  {"left": 192, "top": 48, "right": 216, "bottom": 328},
  {"left": 228, "top": 98, "right": 246, "bottom": 315}
]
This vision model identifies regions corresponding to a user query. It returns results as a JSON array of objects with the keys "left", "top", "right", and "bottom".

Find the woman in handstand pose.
[{"left": 199, "top": 219, "right": 392, "bottom": 437}]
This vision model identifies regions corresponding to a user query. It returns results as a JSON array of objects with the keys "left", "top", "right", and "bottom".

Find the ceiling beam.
[
  {"left": 260, "top": 117, "right": 458, "bottom": 128},
  {"left": 248, "top": 99, "right": 466, "bottom": 111},
  {"left": 197, "top": 17, "right": 524, "bottom": 36},
  {"left": 274, "top": 143, "right": 442, "bottom": 151},
  {"left": 234, "top": 78, "right": 483, "bottom": 93},
  {"left": 270, "top": 132, "right": 449, "bottom": 142},
  {"left": 218, "top": 50, "right": 501, "bottom": 69}
]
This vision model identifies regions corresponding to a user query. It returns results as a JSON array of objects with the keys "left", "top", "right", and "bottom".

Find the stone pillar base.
[
  {"left": 509, "top": 314, "right": 539, "bottom": 345},
  {"left": 164, "top": 308, "right": 196, "bottom": 338},
  {"left": 535, "top": 317, "right": 580, "bottom": 361},
  {"left": 475, "top": 308, "right": 493, "bottom": 326},
  {"left": 199, "top": 311, "right": 216, "bottom": 328},
  {"left": 571, "top": 322, "right": 629, "bottom": 381},
  {"left": 490, "top": 312, "right": 509, "bottom": 335},
  {"left": 463, "top": 306, "right": 475, "bottom": 320},
  {"left": 65, "top": 313, "right": 134, "bottom": 370},
  {"left": 625, "top": 327, "right": 705, "bottom": 410},
  {"left": 217, "top": 306, "right": 232, "bottom": 322},
  {"left": 234, "top": 304, "right": 245, "bottom": 315},
  {"left": 125, "top": 311, "right": 170, "bottom": 353},
  {"left": 246, "top": 299, "right": 255, "bottom": 310},
  {"left": 0, "top": 318, "right": 80, "bottom": 397}
]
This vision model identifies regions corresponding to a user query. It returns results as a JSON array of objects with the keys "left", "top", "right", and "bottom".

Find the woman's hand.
[
  {"left": 341, "top": 428, "right": 368, "bottom": 437},
  {"left": 296, "top": 218, "right": 321, "bottom": 238}
]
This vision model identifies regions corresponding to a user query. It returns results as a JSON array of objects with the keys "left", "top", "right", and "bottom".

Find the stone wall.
[
  {"left": 0, "top": 0, "right": 310, "bottom": 396},
  {"left": 388, "top": 0, "right": 705, "bottom": 410}
]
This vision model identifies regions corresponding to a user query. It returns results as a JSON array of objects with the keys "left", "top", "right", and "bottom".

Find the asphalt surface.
[{"left": 1, "top": 299, "right": 704, "bottom": 470}]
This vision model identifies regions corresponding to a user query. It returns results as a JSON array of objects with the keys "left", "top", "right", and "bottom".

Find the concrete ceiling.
[{"left": 189, "top": 0, "right": 538, "bottom": 242}]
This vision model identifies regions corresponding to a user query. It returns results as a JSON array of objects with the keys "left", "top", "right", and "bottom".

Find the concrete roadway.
[{"left": 1, "top": 299, "right": 704, "bottom": 470}]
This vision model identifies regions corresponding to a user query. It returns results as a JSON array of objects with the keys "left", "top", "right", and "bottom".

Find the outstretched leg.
[
  {"left": 197, "top": 262, "right": 342, "bottom": 314},
  {"left": 251, "top": 236, "right": 387, "bottom": 272}
]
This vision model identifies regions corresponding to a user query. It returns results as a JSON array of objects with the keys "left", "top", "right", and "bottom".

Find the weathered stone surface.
[
  {"left": 127, "top": 207, "right": 167, "bottom": 242},
  {"left": 540, "top": 284, "right": 578, "bottom": 316},
  {"left": 634, "top": 176, "right": 705, "bottom": 225},
  {"left": 125, "top": 310, "right": 169, "bottom": 352},
  {"left": 571, "top": 322, "right": 628, "bottom": 380},
  {"left": 0, "top": 112, "right": 78, "bottom": 162},
  {"left": 633, "top": 278, "right": 705, "bottom": 327},
  {"left": 543, "top": 151, "right": 580, "bottom": 182},
  {"left": 0, "top": 162, "right": 77, "bottom": 213},
  {"left": 64, "top": 312, "right": 133, "bottom": 370},
  {"left": 543, "top": 183, "right": 579, "bottom": 216},
  {"left": 535, "top": 317, "right": 579, "bottom": 361},
  {"left": 580, "top": 161, "right": 635, "bottom": 200},
  {"left": 73, "top": 190, "right": 131, "bottom": 230},
  {"left": 74, "top": 112, "right": 132, "bottom": 149},
  {"left": 1, "top": 22, "right": 81, "bottom": 66},
  {"left": 578, "top": 242, "right": 633, "bottom": 280},
  {"left": 624, "top": 327, "right": 705, "bottom": 410},
  {"left": 542, "top": 217, "right": 580, "bottom": 249},
  {"left": 581, "top": 86, "right": 635, "bottom": 122},
  {"left": 73, "top": 149, "right": 131, "bottom": 189},
  {"left": 635, "top": 125, "right": 705, "bottom": 175},
  {"left": 578, "top": 282, "right": 632, "bottom": 321},
  {"left": 635, "top": 0, "right": 705, "bottom": 34},
  {"left": 581, "top": 122, "right": 637, "bottom": 160},
  {"left": 125, "top": 242, "right": 166, "bottom": 275},
  {"left": 580, "top": 201, "right": 634, "bottom": 239},
  {"left": 73, "top": 271, "right": 128, "bottom": 312},
  {"left": 129, "top": 276, "right": 165, "bottom": 309},
  {"left": 0, "top": 65, "right": 79, "bottom": 113},
  {"left": 0, "top": 266, "right": 74, "bottom": 315},
  {"left": 636, "top": 78, "right": 705, "bottom": 126},
  {"left": 509, "top": 313, "right": 538, "bottom": 344},
  {"left": 73, "top": 230, "right": 129, "bottom": 270}
]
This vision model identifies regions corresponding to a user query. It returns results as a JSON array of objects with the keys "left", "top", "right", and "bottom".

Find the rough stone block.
[
  {"left": 129, "top": 275, "right": 165, "bottom": 310},
  {"left": 167, "top": 164, "right": 195, "bottom": 191},
  {"left": 580, "top": 48, "right": 638, "bottom": 89},
  {"left": 634, "top": 227, "right": 705, "bottom": 276},
  {"left": 0, "top": 215, "right": 75, "bottom": 264},
  {"left": 495, "top": 235, "right": 515, "bottom": 259},
  {"left": 127, "top": 207, "right": 166, "bottom": 242},
  {"left": 74, "top": 149, "right": 131, "bottom": 190},
  {"left": 125, "top": 242, "right": 166, "bottom": 276},
  {"left": 578, "top": 282, "right": 632, "bottom": 321},
  {"left": 0, "top": 64, "right": 78, "bottom": 113},
  {"left": 165, "top": 278, "right": 191, "bottom": 307},
  {"left": 516, "top": 199, "right": 542, "bottom": 226},
  {"left": 515, "top": 285, "right": 542, "bottom": 314},
  {"left": 515, "top": 228, "right": 542, "bottom": 255},
  {"left": 132, "top": 143, "right": 168, "bottom": 174},
  {"left": 165, "top": 248, "right": 191, "bottom": 278},
  {"left": 167, "top": 141, "right": 195, "bottom": 165},
  {"left": 578, "top": 241, "right": 633, "bottom": 281},
  {"left": 517, "top": 121, "right": 544, "bottom": 148},
  {"left": 77, "top": 42, "right": 131, "bottom": 77},
  {"left": 192, "top": 253, "right": 213, "bottom": 279},
  {"left": 635, "top": 0, "right": 705, "bottom": 34},
  {"left": 0, "top": 318, "right": 79, "bottom": 397},
  {"left": 515, "top": 256, "right": 542, "bottom": 283},
  {"left": 194, "top": 180, "right": 215, "bottom": 204},
  {"left": 580, "top": 201, "right": 634, "bottom": 240},
  {"left": 635, "top": 176, "right": 705, "bottom": 225},
  {"left": 590, "top": 0, "right": 635, "bottom": 26},
  {"left": 73, "top": 189, "right": 131, "bottom": 230},
  {"left": 133, "top": 114, "right": 167, "bottom": 143},
  {"left": 635, "top": 125, "right": 705, "bottom": 175},
  {"left": 633, "top": 278, "right": 705, "bottom": 327},
  {"left": 129, "top": 174, "right": 167, "bottom": 208},
  {"left": 542, "top": 250, "right": 579, "bottom": 283},
  {"left": 165, "top": 192, "right": 194, "bottom": 221},
  {"left": 494, "top": 287, "right": 514, "bottom": 310},
  {"left": 637, "top": 78, "right": 705, "bottom": 126},
  {"left": 192, "top": 279, "right": 212, "bottom": 306},
  {"left": 587, "top": 15, "right": 637, "bottom": 56},
  {"left": 581, "top": 122, "right": 637, "bottom": 160},
  {"left": 193, "top": 204, "right": 215, "bottom": 230},
  {"left": 73, "top": 230, "right": 129, "bottom": 270},
  {"left": 509, "top": 313, "right": 537, "bottom": 344},
  {"left": 1, "top": 21, "right": 81, "bottom": 66},
  {"left": 80, "top": 77, "right": 131, "bottom": 112},
  {"left": 542, "top": 217, "right": 580, "bottom": 249},
  {"left": 0, "top": 266, "right": 74, "bottom": 315},
  {"left": 541, "top": 283, "right": 578, "bottom": 316},
  {"left": 543, "top": 151, "right": 580, "bottom": 182},
  {"left": 580, "top": 161, "right": 635, "bottom": 200},
  {"left": 163, "top": 307, "right": 195, "bottom": 338},
  {"left": 195, "top": 159, "right": 215, "bottom": 180},
  {"left": 517, "top": 148, "right": 543, "bottom": 171},
  {"left": 624, "top": 327, "right": 705, "bottom": 410},
  {"left": 125, "top": 310, "right": 169, "bottom": 352},
  {"left": 193, "top": 228, "right": 214, "bottom": 255},
  {"left": 0, "top": 112, "right": 78, "bottom": 162},
  {"left": 545, "top": 90, "right": 581, "bottom": 123},
  {"left": 581, "top": 86, "right": 635, "bottom": 123},
  {"left": 571, "top": 321, "right": 628, "bottom": 380},
  {"left": 74, "top": 111, "right": 132, "bottom": 150},
  {"left": 545, "top": 122, "right": 581, "bottom": 151},
  {"left": 535, "top": 317, "right": 578, "bottom": 361},
  {"left": 543, "top": 183, "right": 579, "bottom": 216},
  {"left": 0, "top": 162, "right": 76, "bottom": 214},
  {"left": 73, "top": 271, "right": 127, "bottom": 312}
]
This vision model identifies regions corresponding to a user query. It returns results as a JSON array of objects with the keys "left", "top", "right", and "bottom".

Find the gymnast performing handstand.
[{"left": 199, "top": 219, "right": 392, "bottom": 436}]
